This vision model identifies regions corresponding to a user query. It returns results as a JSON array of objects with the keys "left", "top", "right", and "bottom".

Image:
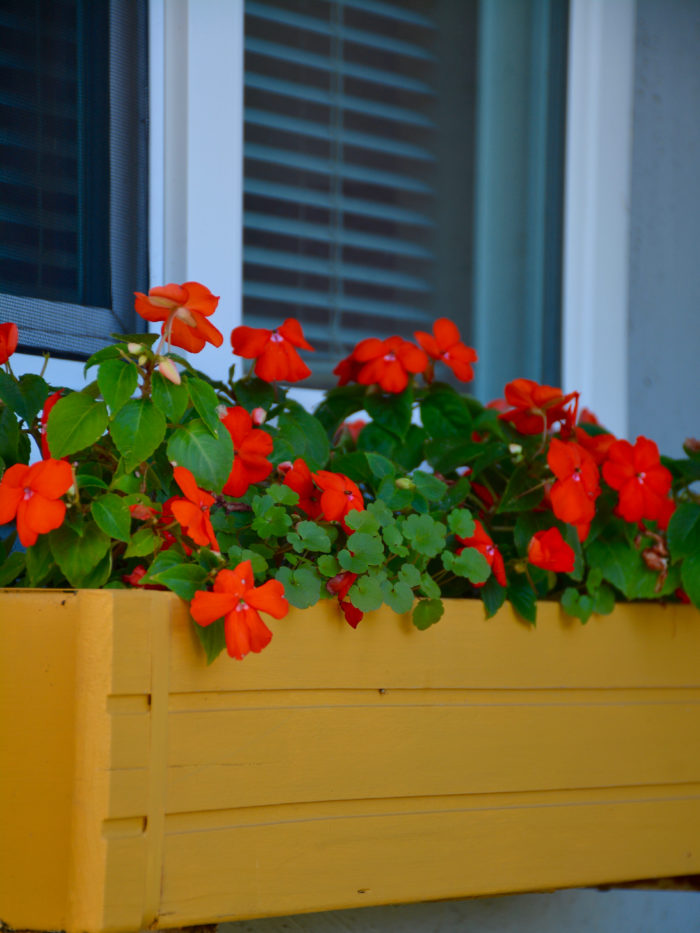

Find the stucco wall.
[{"left": 627, "top": 0, "right": 700, "bottom": 455}]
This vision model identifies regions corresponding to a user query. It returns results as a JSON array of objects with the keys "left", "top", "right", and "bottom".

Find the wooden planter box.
[{"left": 1, "top": 589, "right": 699, "bottom": 932}]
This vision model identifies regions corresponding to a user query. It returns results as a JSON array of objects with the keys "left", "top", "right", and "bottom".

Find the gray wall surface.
[
  {"left": 627, "top": 0, "right": 700, "bottom": 455},
  {"left": 221, "top": 889, "right": 700, "bottom": 932}
]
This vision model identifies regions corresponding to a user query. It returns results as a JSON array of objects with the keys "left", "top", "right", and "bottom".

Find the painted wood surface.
[{"left": 0, "top": 591, "right": 699, "bottom": 932}]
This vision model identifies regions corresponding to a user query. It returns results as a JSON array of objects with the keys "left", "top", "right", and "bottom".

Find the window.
[
  {"left": 242, "top": 0, "right": 568, "bottom": 395},
  {"left": 0, "top": 0, "right": 148, "bottom": 359}
]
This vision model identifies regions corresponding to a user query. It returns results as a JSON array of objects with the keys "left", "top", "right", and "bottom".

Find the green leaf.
[
  {"left": 233, "top": 376, "right": 278, "bottom": 412},
  {"left": 25, "top": 535, "right": 53, "bottom": 586},
  {"left": 357, "top": 423, "right": 397, "bottom": 459},
  {"left": 561, "top": 587, "right": 593, "bottom": 623},
  {"left": 0, "top": 405, "right": 23, "bottom": 466},
  {"left": 448, "top": 508, "right": 475, "bottom": 539},
  {"left": 382, "top": 522, "right": 408, "bottom": 556},
  {"left": 124, "top": 527, "right": 159, "bottom": 558},
  {"left": 167, "top": 418, "right": 234, "bottom": 492},
  {"left": 681, "top": 552, "right": 700, "bottom": 609},
  {"left": 313, "top": 384, "right": 366, "bottom": 436},
  {"left": 402, "top": 513, "right": 446, "bottom": 557},
  {"left": 91, "top": 494, "right": 132, "bottom": 543},
  {"left": 184, "top": 375, "right": 221, "bottom": 436},
  {"left": 667, "top": 503, "right": 700, "bottom": 561},
  {"left": 76, "top": 473, "right": 109, "bottom": 495},
  {"left": 346, "top": 531, "right": 384, "bottom": 566},
  {"left": 84, "top": 344, "right": 123, "bottom": 373},
  {"left": 419, "top": 572, "right": 441, "bottom": 598},
  {"left": 194, "top": 619, "right": 227, "bottom": 665},
  {"left": 481, "top": 576, "right": 506, "bottom": 619},
  {"left": 412, "top": 598, "right": 444, "bottom": 630},
  {"left": 563, "top": 523, "right": 585, "bottom": 582},
  {"left": 365, "top": 387, "right": 413, "bottom": 439},
  {"left": 110, "top": 399, "right": 167, "bottom": 472},
  {"left": 365, "top": 452, "right": 395, "bottom": 482},
  {"left": 444, "top": 547, "right": 490, "bottom": 584},
  {"left": 0, "top": 550, "right": 25, "bottom": 586},
  {"left": 49, "top": 522, "right": 111, "bottom": 587},
  {"left": 278, "top": 404, "right": 330, "bottom": 468},
  {"left": 398, "top": 563, "right": 421, "bottom": 587},
  {"left": 251, "top": 501, "right": 292, "bottom": 538},
  {"left": 97, "top": 358, "right": 138, "bottom": 414},
  {"left": 293, "top": 521, "right": 332, "bottom": 552},
  {"left": 226, "top": 545, "right": 268, "bottom": 575},
  {"left": 0, "top": 371, "right": 49, "bottom": 424},
  {"left": 420, "top": 389, "right": 472, "bottom": 439},
  {"left": 508, "top": 576, "right": 537, "bottom": 625},
  {"left": 329, "top": 452, "right": 372, "bottom": 485},
  {"left": 592, "top": 582, "right": 616, "bottom": 615},
  {"left": 347, "top": 573, "right": 385, "bottom": 612},
  {"left": 111, "top": 332, "right": 159, "bottom": 349},
  {"left": 146, "top": 561, "right": 209, "bottom": 600},
  {"left": 367, "top": 499, "right": 395, "bottom": 527},
  {"left": 393, "top": 423, "right": 427, "bottom": 472},
  {"left": 151, "top": 372, "right": 190, "bottom": 423},
  {"left": 384, "top": 580, "right": 414, "bottom": 614},
  {"left": 514, "top": 512, "right": 554, "bottom": 556},
  {"left": 46, "top": 392, "right": 109, "bottom": 457},
  {"left": 587, "top": 538, "right": 667, "bottom": 600},
  {"left": 317, "top": 554, "right": 340, "bottom": 577},
  {"left": 80, "top": 551, "right": 112, "bottom": 588},
  {"left": 276, "top": 566, "right": 323, "bottom": 608},
  {"left": 267, "top": 484, "right": 299, "bottom": 506},
  {"left": 412, "top": 470, "right": 447, "bottom": 502},
  {"left": 345, "top": 509, "right": 380, "bottom": 535},
  {"left": 496, "top": 465, "right": 544, "bottom": 513},
  {"left": 338, "top": 549, "right": 370, "bottom": 574}
]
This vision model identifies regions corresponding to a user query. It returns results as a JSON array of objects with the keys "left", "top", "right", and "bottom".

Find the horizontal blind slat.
[
  {"left": 342, "top": 0, "right": 436, "bottom": 29},
  {"left": 244, "top": 281, "right": 430, "bottom": 321}
]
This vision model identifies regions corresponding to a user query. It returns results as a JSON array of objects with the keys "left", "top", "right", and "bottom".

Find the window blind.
[
  {"left": 0, "top": 0, "right": 148, "bottom": 359},
  {"left": 243, "top": 0, "right": 444, "bottom": 384}
]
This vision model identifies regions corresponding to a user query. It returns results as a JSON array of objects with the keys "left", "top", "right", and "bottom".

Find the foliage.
[{"left": 0, "top": 287, "right": 697, "bottom": 663}]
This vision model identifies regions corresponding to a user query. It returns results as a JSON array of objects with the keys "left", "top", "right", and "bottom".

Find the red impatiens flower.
[
  {"left": 170, "top": 466, "right": 219, "bottom": 550},
  {"left": 231, "top": 318, "right": 314, "bottom": 383},
  {"left": 0, "top": 322, "right": 19, "bottom": 364},
  {"left": 221, "top": 406, "right": 274, "bottom": 497},
  {"left": 282, "top": 457, "right": 322, "bottom": 519},
  {"left": 348, "top": 335, "right": 428, "bottom": 394},
  {"left": 0, "top": 459, "right": 73, "bottom": 546},
  {"left": 574, "top": 426, "right": 616, "bottom": 465},
  {"left": 527, "top": 527, "right": 576, "bottom": 573},
  {"left": 134, "top": 281, "right": 223, "bottom": 353},
  {"left": 314, "top": 470, "right": 364, "bottom": 531},
  {"left": 547, "top": 438, "right": 600, "bottom": 535},
  {"left": 40, "top": 390, "right": 63, "bottom": 459},
  {"left": 602, "top": 436, "right": 673, "bottom": 524},
  {"left": 122, "top": 565, "right": 167, "bottom": 590},
  {"left": 333, "top": 352, "right": 362, "bottom": 387},
  {"left": 500, "top": 379, "right": 579, "bottom": 435},
  {"left": 456, "top": 520, "right": 506, "bottom": 587},
  {"left": 190, "top": 561, "right": 289, "bottom": 660},
  {"left": 414, "top": 318, "right": 478, "bottom": 383},
  {"left": 327, "top": 571, "right": 363, "bottom": 628}
]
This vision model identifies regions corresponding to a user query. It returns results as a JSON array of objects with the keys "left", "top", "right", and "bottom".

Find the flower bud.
[
  {"left": 157, "top": 358, "right": 181, "bottom": 385},
  {"left": 395, "top": 477, "right": 415, "bottom": 490},
  {"left": 138, "top": 354, "right": 148, "bottom": 366},
  {"left": 127, "top": 342, "right": 144, "bottom": 354},
  {"left": 251, "top": 406, "right": 266, "bottom": 426}
]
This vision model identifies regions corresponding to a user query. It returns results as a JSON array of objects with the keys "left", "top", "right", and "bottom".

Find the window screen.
[{"left": 0, "top": 0, "right": 148, "bottom": 359}]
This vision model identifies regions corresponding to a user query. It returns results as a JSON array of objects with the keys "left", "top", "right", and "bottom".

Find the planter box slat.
[{"left": 1, "top": 589, "right": 699, "bottom": 933}]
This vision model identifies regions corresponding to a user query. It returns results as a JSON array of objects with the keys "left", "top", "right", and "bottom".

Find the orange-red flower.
[
  {"left": 500, "top": 379, "right": 579, "bottom": 435},
  {"left": 221, "top": 406, "right": 274, "bottom": 497},
  {"left": 314, "top": 470, "right": 364, "bottom": 531},
  {"left": 0, "top": 459, "right": 72, "bottom": 546},
  {"left": 282, "top": 457, "right": 322, "bottom": 518},
  {"left": 134, "top": 281, "right": 223, "bottom": 353},
  {"left": 333, "top": 352, "right": 362, "bottom": 387},
  {"left": 547, "top": 439, "right": 600, "bottom": 534},
  {"left": 170, "top": 466, "right": 219, "bottom": 550},
  {"left": 527, "top": 527, "right": 575, "bottom": 573},
  {"left": 0, "top": 322, "right": 18, "bottom": 364},
  {"left": 190, "top": 561, "right": 289, "bottom": 660},
  {"left": 40, "top": 390, "right": 63, "bottom": 459},
  {"left": 349, "top": 336, "right": 428, "bottom": 394},
  {"left": 456, "top": 520, "right": 506, "bottom": 586},
  {"left": 414, "top": 318, "right": 478, "bottom": 383},
  {"left": 602, "top": 436, "right": 673, "bottom": 524},
  {"left": 231, "top": 318, "right": 314, "bottom": 383},
  {"left": 326, "top": 570, "right": 363, "bottom": 628},
  {"left": 574, "top": 426, "right": 616, "bottom": 465}
]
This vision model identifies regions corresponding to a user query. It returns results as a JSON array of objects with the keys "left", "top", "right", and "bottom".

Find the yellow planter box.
[{"left": 1, "top": 590, "right": 699, "bottom": 932}]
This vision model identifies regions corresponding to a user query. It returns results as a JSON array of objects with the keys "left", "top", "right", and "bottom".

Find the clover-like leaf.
[
  {"left": 347, "top": 572, "right": 385, "bottom": 612},
  {"left": 401, "top": 514, "right": 446, "bottom": 557},
  {"left": 276, "top": 566, "right": 324, "bottom": 608},
  {"left": 412, "top": 598, "right": 444, "bottom": 630},
  {"left": 448, "top": 508, "right": 475, "bottom": 539},
  {"left": 346, "top": 531, "right": 384, "bottom": 566}
]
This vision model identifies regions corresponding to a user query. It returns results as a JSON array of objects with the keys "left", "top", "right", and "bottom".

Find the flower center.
[
  {"left": 23, "top": 487, "right": 33, "bottom": 501},
  {"left": 271, "top": 332, "right": 284, "bottom": 343},
  {"left": 637, "top": 471, "right": 646, "bottom": 484},
  {"left": 383, "top": 352, "right": 396, "bottom": 362}
]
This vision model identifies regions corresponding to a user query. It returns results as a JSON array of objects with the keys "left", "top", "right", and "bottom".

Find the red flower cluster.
[
  {"left": 528, "top": 527, "right": 575, "bottom": 573},
  {"left": 134, "top": 281, "right": 223, "bottom": 353},
  {"left": 283, "top": 461, "right": 364, "bottom": 530},
  {"left": 231, "top": 318, "right": 314, "bottom": 383},
  {"left": 500, "top": 379, "right": 579, "bottom": 435},
  {"left": 414, "top": 318, "right": 478, "bottom": 383},
  {"left": 0, "top": 459, "right": 72, "bottom": 546},
  {"left": 327, "top": 571, "right": 363, "bottom": 628},
  {"left": 335, "top": 336, "right": 427, "bottom": 394},
  {"left": 0, "top": 322, "right": 18, "bottom": 364},
  {"left": 190, "top": 562, "right": 288, "bottom": 660},
  {"left": 221, "top": 406, "right": 274, "bottom": 497},
  {"left": 602, "top": 436, "right": 673, "bottom": 525},
  {"left": 456, "top": 520, "right": 506, "bottom": 587},
  {"left": 170, "top": 466, "right": 219, "bottom": 550},
  {"left": 547, "top": 439, "right": 600, "bottom": 541}
]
